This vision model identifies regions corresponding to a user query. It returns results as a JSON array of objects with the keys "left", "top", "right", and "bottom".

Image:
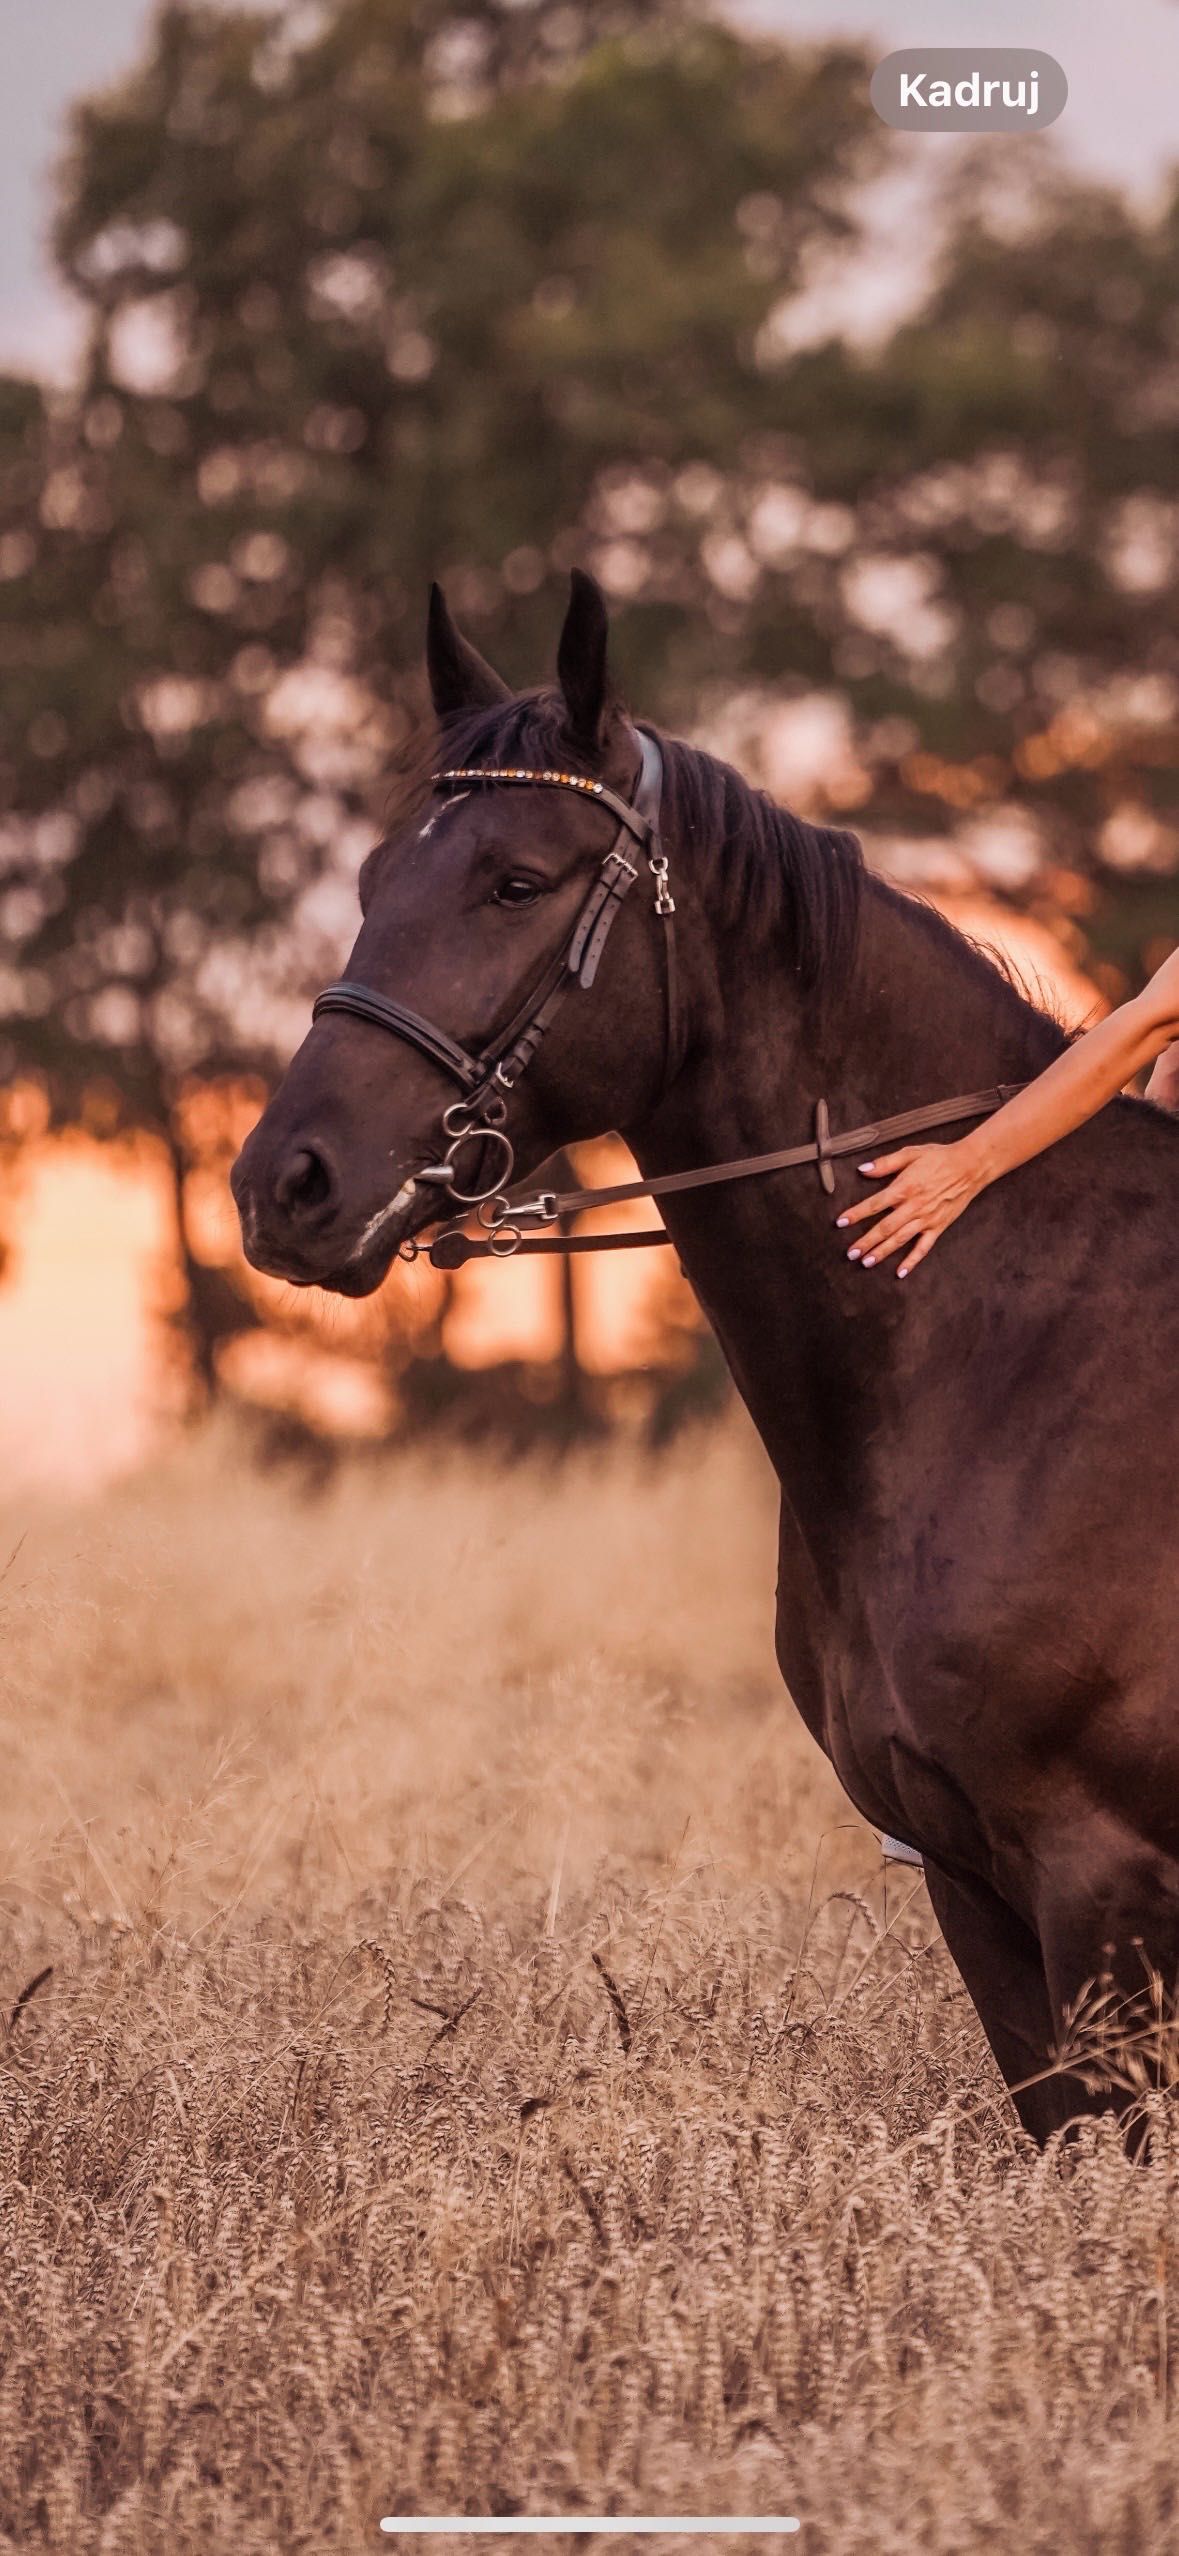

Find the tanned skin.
[{"left": 840, "top": 947, "right": 1179, "bottom": 1277}]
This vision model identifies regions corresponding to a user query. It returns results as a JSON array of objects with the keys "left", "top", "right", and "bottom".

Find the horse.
[{"left": 232, "top": 571, "right": 1179, "bottom": 2143}]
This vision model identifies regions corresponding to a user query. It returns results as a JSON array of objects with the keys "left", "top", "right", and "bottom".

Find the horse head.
[{"left": 231, "top": 574, "right": 678, "bottom": 1294}]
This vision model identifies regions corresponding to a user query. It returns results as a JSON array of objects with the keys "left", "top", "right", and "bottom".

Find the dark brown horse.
[{"left": 233, "top": 573, "right": 1179, "bottom": 2142}]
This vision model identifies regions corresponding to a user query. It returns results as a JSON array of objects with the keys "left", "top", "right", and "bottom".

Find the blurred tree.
[
  {"left": 784, "top": 153, "right": 1179, "bottom": 983},
  {"left": 0, "top": 0, "right": 882, "bottom": 1408},
  {"left": 12, "top": 5, "right": 1179, "bottom": 1433}
]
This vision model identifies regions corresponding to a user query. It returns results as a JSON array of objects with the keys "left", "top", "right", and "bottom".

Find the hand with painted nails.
[
  {"left": 835, "top": 1139, "right": 987, "bottom": 1278},
  {"left": 832, "top": 939, "right": 1179, "bottom": 1277}
]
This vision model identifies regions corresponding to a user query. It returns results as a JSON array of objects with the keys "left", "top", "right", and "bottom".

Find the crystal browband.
[{"left": 432, "top": 767, "right": 608, "bottom": 794}]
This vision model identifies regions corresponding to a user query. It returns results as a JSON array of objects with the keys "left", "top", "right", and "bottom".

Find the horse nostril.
[{"left": 274, "top": 1143, "right": 335, "bottom": 1219}]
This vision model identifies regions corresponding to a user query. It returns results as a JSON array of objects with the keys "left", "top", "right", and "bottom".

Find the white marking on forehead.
[{"left": 418, "top": 790, "right": 470, "bottom": 841}]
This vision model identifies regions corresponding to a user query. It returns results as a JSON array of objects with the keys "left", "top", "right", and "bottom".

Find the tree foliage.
[
  {"left": 826, "top": 155, "right": 1179, "bottom": 972},
  {"left": 0, "top": 0, "right": 882, "bottom": 1393},
  {"left": 3, "top": 0, "right": 879, "bottom": 1079},
  {"left": 4, "top": 1, "right": 1179, "bottom": 1402}
]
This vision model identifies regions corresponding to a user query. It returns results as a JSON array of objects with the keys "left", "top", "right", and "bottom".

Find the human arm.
[{"left": 837, "top": 943, "right": 1179, "bottom": 1278}]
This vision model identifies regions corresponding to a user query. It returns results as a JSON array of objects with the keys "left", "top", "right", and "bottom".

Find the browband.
[{"left": 431, "top": 765, "right": 657, "bottom": 852}]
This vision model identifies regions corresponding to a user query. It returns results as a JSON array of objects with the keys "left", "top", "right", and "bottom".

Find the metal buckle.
[
  {"left": 649, "top": 852, "right": 675, "bottom": 917},
  {"left": 476, "top": 1188, "right": 558, "bottom": 1233}
]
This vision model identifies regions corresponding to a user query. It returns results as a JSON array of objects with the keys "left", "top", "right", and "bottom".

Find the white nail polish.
[{"left": 863, "top": 1255, "right": 875, "bottom": 1267}]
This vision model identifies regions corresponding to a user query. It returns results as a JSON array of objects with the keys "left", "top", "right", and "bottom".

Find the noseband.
[
  {"left": 312, "top": 732, "right": 1032, "bottom": 1271},
  {"left": 313, "top": 728, "right": 677, "bottom": 1240}
]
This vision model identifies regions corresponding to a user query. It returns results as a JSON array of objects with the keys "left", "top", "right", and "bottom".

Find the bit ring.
[{"left": 442, "top": 1124, "right": 516, "bottom": 1207}]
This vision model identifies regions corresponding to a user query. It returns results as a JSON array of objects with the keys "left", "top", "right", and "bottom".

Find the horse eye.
[{"left": 492, "top": 875, "right": 544, "bottom": 909}]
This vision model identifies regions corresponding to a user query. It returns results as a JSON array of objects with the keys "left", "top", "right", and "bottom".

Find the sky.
[{"left": 2, "top": 0, "right": 1179, "bottom": 372}]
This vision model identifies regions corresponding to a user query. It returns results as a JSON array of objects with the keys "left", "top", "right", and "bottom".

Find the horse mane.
[{"left": 876, "top": 881, "right": 1074, "bottom": 1058}]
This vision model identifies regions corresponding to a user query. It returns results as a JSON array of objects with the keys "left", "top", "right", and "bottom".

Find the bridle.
[
  {"left": 312, "top": 730, "right": 1028, "bottom": 1269},
  {"left": 313, "top": 726, "right": 679, "bottom": 1253}
]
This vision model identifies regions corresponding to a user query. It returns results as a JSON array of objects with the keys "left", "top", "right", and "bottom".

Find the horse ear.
[
  {"left": 556, "top": 569, "right": 612, "bottom": 749},
  {"left": 426, "top": 582, "right": 511, "bottom": 717}
]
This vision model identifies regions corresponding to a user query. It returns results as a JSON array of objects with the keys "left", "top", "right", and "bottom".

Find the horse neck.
[{"left": 626, "top": 866, "right": 1067, "bottom": 1506}]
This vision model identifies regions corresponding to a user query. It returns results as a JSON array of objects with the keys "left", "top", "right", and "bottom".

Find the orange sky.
[
  {"left": 0, "top": 1129, "right": 677, "bottom": 1495},
  {"left": 0, "top": 1136, "right": 174, "bottom": 1494},
  {"left": 0, "top": 898, "right": 1103, "bottom": 1497}
]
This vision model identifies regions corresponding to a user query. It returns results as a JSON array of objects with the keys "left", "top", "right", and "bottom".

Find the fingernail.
[
  {"left": 835, "top": 1215, "right": 848, "bottom": 1228},
  {"left": 898, "top": 1266, "right": 909, "bottom": 1280},
  {"left": 863, "top": 1255, "right": 876, "bottom": 1268},
  {"left": 859, "top": 1161, "right": 874, "bottom": 1173},
  {"left": 846, "top": 1245, "right": 861, "bottom": 1261}
]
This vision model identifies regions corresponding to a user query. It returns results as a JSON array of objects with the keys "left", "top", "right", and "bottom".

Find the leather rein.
[{"left": 312, "top": 730, "right": 1026, "bottom": 1271}]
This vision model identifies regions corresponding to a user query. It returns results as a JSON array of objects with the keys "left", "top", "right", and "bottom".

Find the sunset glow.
[{"left": 0, "top": 893, "right": 1105, "bottom": 1496}]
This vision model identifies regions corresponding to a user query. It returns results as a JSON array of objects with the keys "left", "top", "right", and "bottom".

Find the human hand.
[{"left": 834, "top": 1140, "right": 986, "bottom": 1277}]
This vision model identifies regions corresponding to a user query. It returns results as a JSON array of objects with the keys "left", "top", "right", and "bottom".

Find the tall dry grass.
[{"left": 2, "top": 1421, "right": 1179, "bottom": 2552}]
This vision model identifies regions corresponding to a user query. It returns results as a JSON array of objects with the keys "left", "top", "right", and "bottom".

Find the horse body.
[
  {"left": 639, "top": 873, "right": 1179, "bottom": 2132},
  {"left": 233, "top": 574, "right": 1179, "bottom": 2139}
]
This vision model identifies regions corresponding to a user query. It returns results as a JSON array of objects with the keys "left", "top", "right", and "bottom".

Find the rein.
[
  {"left": 311, "top": 734, "right": 1027, "bottom": 1274},
  {"left": 427, "top": 1082, "right": 1028, "bottom": 1267}
]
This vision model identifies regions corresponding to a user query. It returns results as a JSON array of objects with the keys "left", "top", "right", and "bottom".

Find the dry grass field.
[{"left": 3, "top": 1419, "right": 1179, "bottom": 2553}]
